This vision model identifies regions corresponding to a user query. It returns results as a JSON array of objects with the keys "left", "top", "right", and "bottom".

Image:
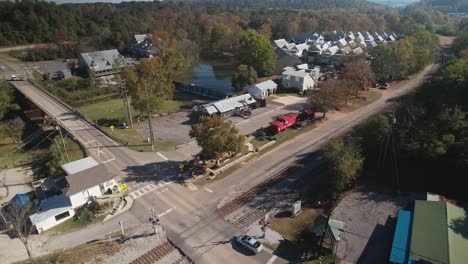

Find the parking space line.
[
  {"left": 157, "top": 152, "right": 168, "bottom": 161},
  {"left": 102, "top": 157, "right": 116, "bottom": 164},
  {"left": 266, "top": 255, "right": 277, "bottom": 264},
  {"left": 157, "top": 208, "right": 174, "bottom": 218},
  {"left": 203, "top": 187, "right": 214, "bottom": 193}
]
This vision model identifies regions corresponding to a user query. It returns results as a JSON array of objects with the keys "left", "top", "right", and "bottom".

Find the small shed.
[
  {"left": 247, "top": 80, "right": 278, "bottom": 100},
  {"left": 194, "top": 94, "right": 256, "bottom": 118}
]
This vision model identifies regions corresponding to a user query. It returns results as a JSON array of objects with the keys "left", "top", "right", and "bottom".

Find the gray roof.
[
  {"left": 248, "top": 80, "right": 277, "bottom": 92},
  {"left": 274, "top": 39, "right": 289, "bottom": 48},
  {"left": 134, "top": 34, "right": 149, "bottom": 43},
  {"left": 80, "top": 49, "right": 125, "bottom": 72},
  {"left": 282, "top": 69, "right": 311, "bottom": 78},
  {"left": 64, "top": 164, "right": 117, "bottom": 196},
  {"left": 29, "top": 195, "right": 72, "bottom": 224},
  {"left": 61, "top": 157, "right": 99, "bottom": 175},
  {"left": 201, "top": 94, "right": 256, "bottom": 114}
]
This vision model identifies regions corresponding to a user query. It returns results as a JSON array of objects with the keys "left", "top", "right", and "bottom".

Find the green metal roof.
[
  {"left": 447, "top": 203, "right": 468, "bottom": 264},
  {"left": 309, "top": 215, "right": 345, "bottom": 241},
  {"left": 410, "top": 201, "right": 468, "bottom": 264},
  {"left": 410, "top": 201, "right": 449, "bottom": 264}
]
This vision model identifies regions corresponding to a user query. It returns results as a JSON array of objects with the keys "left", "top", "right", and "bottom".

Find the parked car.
[
  {"left": 0, "top": 65, "right": 5, "bottom": 70},
  {"left": 236, "top": 235, "right": 263, "bottom": 254},
  {"left": 10, "top": 74, "right": 25, "bottom": 81},
  {"left": 380, "top": 83, "right": 390, "bottom": 89}
]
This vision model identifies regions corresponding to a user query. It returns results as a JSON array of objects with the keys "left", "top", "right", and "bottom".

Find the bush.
[{"left": 79, "top": 208, "right": 94, "bottom": 224}]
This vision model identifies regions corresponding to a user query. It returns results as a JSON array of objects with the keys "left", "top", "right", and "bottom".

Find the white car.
[
  {"left": 236, "top": 235, "right": 263, "bottom": 254},
  {"left": 0, "top": 65, "right": 5, "bottom": 70}
]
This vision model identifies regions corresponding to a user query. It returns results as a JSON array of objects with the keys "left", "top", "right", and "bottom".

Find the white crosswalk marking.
[{"left": 128, "top": 181, "right": 171, "bottom": 199}]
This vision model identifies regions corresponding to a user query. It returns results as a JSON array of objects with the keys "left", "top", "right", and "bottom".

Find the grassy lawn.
[
  {"left": 269, "top": 208, "right": 322, "bottom": 241},
  {"left": 343, "top": 89, "right": 382, "bottom": 112},
  {"left": 15, "top": 240, "right": 123, "bottom": 264},
  {"left": 78, "top": 98, "right": 183, "bottom": 123},
  {"left": 0, "top": 143, "right": 46, "bottom": 169},
  {"left": 102, "top": 127, "right": 177, "bottom": 152}
]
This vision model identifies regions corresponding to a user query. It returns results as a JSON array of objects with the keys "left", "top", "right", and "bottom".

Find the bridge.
[{"left": 12, "top": 79, "right": 139, "bottom": 171}]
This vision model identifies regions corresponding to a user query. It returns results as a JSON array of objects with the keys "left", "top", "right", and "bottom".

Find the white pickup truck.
[{"left": 10, "top": 74, "right": 25, "bottom": 81}]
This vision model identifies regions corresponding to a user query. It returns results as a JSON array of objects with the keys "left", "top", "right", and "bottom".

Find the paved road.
[
  {"left": 128, "top": 63, "right": 439, "bottom": 263},
  {"left": 0, "top": 54, "right": 439, "bottom": 263}
]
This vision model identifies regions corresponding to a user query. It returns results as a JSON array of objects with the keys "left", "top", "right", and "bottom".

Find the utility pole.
[
  {"left": 144, "top": 82, "right": 155, "bottom": 152},
  {"left": 114, "top": 59, "right": 133, "bottom": 128},
  {"left": 54, "top": 137, "right": 65, "bottom": 162},
  {"left": 56, "top": 126, "right": 70, "bottom": 162}
]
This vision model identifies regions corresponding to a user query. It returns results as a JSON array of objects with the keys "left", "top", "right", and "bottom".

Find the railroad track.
[
  {"left": 216, "top": 159, "right": 306, "bottom": 218},
  {"left": 216, "top": 152, "right": 326, "bottom": 228},
  {"left": 130, "top": 241, "right": 176, "bottom": 264}
]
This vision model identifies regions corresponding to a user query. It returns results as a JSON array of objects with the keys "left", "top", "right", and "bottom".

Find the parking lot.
[
  {"left": 331, "top": 189, "right": 424, "bottom": 264},
  {"left": 136, "top": 95, "right": 308, "bottom": 147}
]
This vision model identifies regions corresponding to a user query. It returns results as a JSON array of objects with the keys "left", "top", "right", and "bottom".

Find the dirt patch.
[
  {"left": 437, "top": 35, "right": 456, "bottom": 48},
  {"left": 269, "top": 208, "right": 322, "bottom": 241}
]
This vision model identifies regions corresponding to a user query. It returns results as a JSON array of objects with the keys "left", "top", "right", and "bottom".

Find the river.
[{"left": 175, "top": 56, "right": 236, "bottom": 94}]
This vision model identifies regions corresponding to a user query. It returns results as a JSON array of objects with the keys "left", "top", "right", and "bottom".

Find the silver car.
[{"left": 236, "top": 235, "right": 263, "bottom": 254}]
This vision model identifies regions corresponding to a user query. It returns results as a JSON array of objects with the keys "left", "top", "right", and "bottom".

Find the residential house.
[
  {"left": 29, "top": 158, "right": 119, "bottom": 233},
  {"left": 248, "top": 80, "right": 277, "bottom": 100},
  {"left": 320, "top": 46, "right": 340, "bottom": 64},
  {"left": 193, "top": 94, "right": 256, "bottom": 118},
  {"left": 389, "top": 200, "right": 468, "bottom": 264},
  {"left": 78, "top": 49, "right": 125, "bottom": 77},
  {"left": 296, "top": 63, "right": 309, "bottom": 70},
  {"left": 274, "top": 47, "right": 302, "bottom": 74},
  {"left": 281, "top": 68, "right": 316, "bottom": 93},
  {"left": 337, "top": 38, "right": 348, "bottom": 48},
  {"left": 130, "top": 34, "right": 155, "bottom": 58},
  {"left": 284, "top": 43, "right": 296, "bottom": 50},
  {"left": 292, "top": 43, "right": 310, "bottom": 57},
  {"left": 274, "top": 39, "right": 289, "bottom": 48}
]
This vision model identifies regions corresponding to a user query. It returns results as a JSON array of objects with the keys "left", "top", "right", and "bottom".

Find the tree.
[
  {"left": 341, "top": 57, "right": 375, "bottom": 91},
  {"left": 0, "top": 81, "right": 20, "bottom": 120},
  {"left": 307, "top": 80, "right": 344, "bottom": 118},
  {"left": 1, "top": 117, "right": 25, "bottom": 143},
  {"left": 323, "top": 138, "right": 363, "bottom": 198},
  {"left": 189, "top": 115, "right": 244, "bottom": 164},
  {"left": 232, "top": 64, "right": 257, "bottom": 91},
  {"left": 0, "top": 197, "right": 37, "bottom": 259},
  {"left": 238, "top": 30, "right": 276, "bottom": 76},
  {"left": 122, "top": 57, "right": 174, "bottom": 115}
]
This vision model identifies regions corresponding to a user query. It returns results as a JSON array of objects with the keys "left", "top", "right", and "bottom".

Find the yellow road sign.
[
  {"left": 120, "top": 183, "right": 127, "bottom": 192},
  {"left": 110, "top": 125, "right": 115, "bottom": 131}
]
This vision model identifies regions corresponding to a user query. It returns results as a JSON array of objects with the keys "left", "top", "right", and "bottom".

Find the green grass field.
[{"left": 77, "top": 98, "right": 183, "bottom": 123}]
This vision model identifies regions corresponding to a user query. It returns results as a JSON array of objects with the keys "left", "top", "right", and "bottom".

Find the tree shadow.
[
  {"left": 230, "top": 237, "right": 256, "bottom": 256},
  {"left": 449, "top": 210, "right": 468, "bottom": 239},
  {"left": 282, "top": 102, "right": 309, "bottom": 111},
  {"left": 122, "top": 160, "right": 180, "bottom": 184},
  {"left": 357, "top": 216, "right": 397, "bottom": 264}
]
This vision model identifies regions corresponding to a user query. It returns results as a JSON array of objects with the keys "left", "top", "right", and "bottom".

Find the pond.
[{"left": 175, "top": 56, "right": 236, "bottom": 94}]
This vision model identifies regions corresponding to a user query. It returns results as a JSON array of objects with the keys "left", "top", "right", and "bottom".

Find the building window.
[{"left": 54, "top": 211, "right": 70, "bottom": 221}]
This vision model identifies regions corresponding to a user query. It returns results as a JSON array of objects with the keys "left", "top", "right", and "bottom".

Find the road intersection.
[{"left": 0, "top": 56, "right": 439, "bottom": 263}]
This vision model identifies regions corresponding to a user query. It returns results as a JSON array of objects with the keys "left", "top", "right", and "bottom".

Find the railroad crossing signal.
[
  {"left": 120, "top": 183, "right": 127, "bottom": 193},
  {"left": 110, "top": 125, "right": 115, "bottom": 132}
]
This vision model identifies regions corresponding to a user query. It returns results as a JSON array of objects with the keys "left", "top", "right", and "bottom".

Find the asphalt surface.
[{"left": 0, "top": 55, "right": 439, "bottom": 264}]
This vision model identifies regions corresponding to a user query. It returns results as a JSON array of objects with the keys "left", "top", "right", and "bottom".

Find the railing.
[
  {"left": 173, "top": 81, "right": 227, "bottom": 100},
  {"left": 25, "top": 79, "right": 129, "bottom": 145}
]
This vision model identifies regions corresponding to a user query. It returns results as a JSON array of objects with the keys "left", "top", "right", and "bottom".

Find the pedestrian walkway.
[{"left": 128, "top": 181, "right": 171, "bottom": 200}]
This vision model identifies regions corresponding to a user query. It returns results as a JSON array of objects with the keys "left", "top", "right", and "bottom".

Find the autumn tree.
[
  {"left": 232, "top": 64, "right": 257, "bottom": 91},
  {"left": 1, "top": 117, "right": 25, "bottom": 144},
  {"left": 189, "top": 115, "right": 244, "bottom": 164},
  {"left": 238, "top": 30, "right": 276, "bottom": 76},
  {"left": 122, "top": 57, "right": 174, "bottom": 115},
  {"left": 341, "top": 57, "right": 375, "bottom": 91},
  {"left": 307, "top": 80, "right": 344, "bottom": 118}
]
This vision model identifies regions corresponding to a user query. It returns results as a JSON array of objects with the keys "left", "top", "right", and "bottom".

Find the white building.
[
  {"left": 29, "top": 159, "right": 119, "bottom": 233},
  {"left": 64, "top": 164, "right": 118, "bottom": 208},
  {"left": 247, "top": 80, "right": 277, "bottom": 100},
  {"left": 281, "top": 68, "right": 316, "bottom": 93},
  {"left": 193, "top": 94, "right": 256, "bottom": 118},
  {"left": 29, "top": 195, "right": 75, "bottom": 233},
  {"left": 78, "top": 49, "right": 125, "bottom": 77}
]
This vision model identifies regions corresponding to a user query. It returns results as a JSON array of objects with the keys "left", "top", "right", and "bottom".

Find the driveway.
[
  {"left": 331, "top": 190, "right": 424, "bottom": 264},
  {"left": 0, "top": 166, "right": 33, "bottom": 204}
]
